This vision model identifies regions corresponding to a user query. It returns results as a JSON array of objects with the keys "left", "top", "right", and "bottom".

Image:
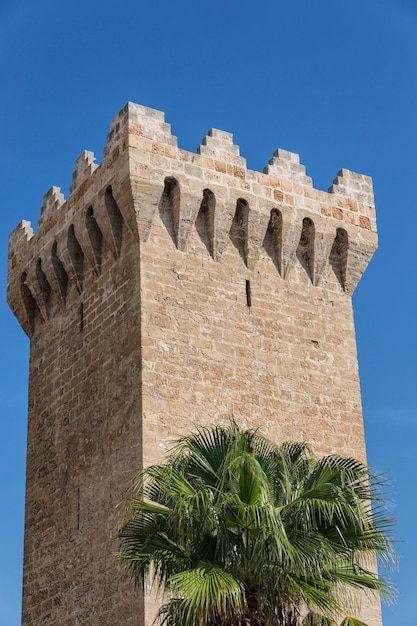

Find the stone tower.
[{"left": 7, "top": 103, "right": 381, "bottom": 625}]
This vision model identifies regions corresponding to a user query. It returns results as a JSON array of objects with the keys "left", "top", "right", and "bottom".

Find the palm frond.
[
  {"left": 168, "top": 564, "right": 246, "bottom": 624},
  {"left": 339, "top": 617, "right": 369, "bottom": 626},
  {"left": 116, "top": 422, "right": 396, "bottom": 625}
]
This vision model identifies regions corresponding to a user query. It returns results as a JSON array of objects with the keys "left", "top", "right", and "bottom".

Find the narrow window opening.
[
  {"left": 195, "top": 188, "right": 216, "bottom": 258},
  {"left": 105, "top": 186, "right": 124, "bottom": 256},
  {"left": 86, "top": 206, "right": 103, "bottom": 274},
  {"left": 20, "top": 272, "right": 40, "bottom": 334},
  {"left": 51, "top": 241, "right": 68, "bottom": 302},
  {"left": 296, "top": 217, "right": 315, "bottom": 282},
  {"left": 229, "top": 199, "right": 249, "bottom": 266},
  {"left": 246, "top": 279, "right": 252, "bottom": 307},
  {"left": 329, "top": 227, "right": 348, "bottom": 290},
  {"left": 67, "top": 225, "right": 84, "bottom": 293},
  {"left": 79, "top": 302, "right": 84, "bottom": 332},
  {"left": 263, "top": 209, "right": 283, "bottom": 276},
  {"left": 159, "top": 177, "right": 180, "bottom": 248},
  {"left": 36, "top": 258, "right": 52, "bottom": 307}
]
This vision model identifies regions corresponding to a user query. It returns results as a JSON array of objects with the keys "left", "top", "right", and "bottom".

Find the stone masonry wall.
[
  {"left": 7, "top": 102, "right": 381, "bottom": 625},
  {"left": 21, "top": 234, "right": 144, "bottom": 625}
]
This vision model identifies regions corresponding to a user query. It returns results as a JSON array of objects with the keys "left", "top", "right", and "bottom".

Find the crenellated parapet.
[{"left": 7, "top": 102, "right": 378, "bottom": 337}]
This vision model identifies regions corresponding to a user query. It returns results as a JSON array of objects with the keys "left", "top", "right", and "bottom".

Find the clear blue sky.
[{"left": 0, "top": 0, "right": 416, "bottom": 624}]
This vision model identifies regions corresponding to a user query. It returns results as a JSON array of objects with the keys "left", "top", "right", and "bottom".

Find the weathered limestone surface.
[{"left": 7, "top": 102, "right": 381, "bottom": 625}]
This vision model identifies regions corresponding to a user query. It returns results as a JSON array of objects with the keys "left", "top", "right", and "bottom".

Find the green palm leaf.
[
  {"left": 339, "top": 618, "right": 369, "bottom": 626},
  {"left": 116, "top": 422, "right": 396, "bottom": 625},
  {"left": 168, "top": 564, "right": 246, "bottom": 624}
]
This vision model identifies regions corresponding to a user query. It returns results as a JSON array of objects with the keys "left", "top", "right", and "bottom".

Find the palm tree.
[{"left": 116, "top": 423, "right": 395, "bottom": 626}]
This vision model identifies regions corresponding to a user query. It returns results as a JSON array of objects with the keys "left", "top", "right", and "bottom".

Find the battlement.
[{"left": 7, "top": 102, "right": 377, "bottom": 337}]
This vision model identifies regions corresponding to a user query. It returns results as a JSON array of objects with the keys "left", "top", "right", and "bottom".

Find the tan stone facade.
[{"left": 7, "top": 102, "right": 381, "bottom": 624}]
